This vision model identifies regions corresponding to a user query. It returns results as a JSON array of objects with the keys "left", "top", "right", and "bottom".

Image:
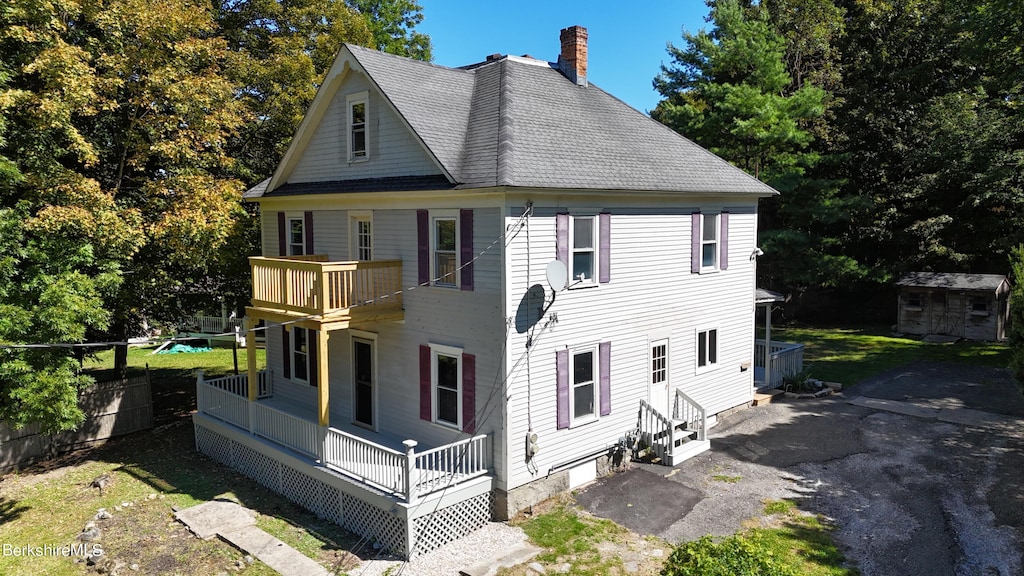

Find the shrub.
[
  {"left": 1009, "top": 245, "right": 1024, "bottom": 392},
  {"left": 661, "top": 534, "right": 798, "bottom": 576}
]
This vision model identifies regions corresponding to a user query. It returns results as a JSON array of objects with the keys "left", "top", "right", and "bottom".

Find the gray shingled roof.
[
  {"left": 896, "top": 272, "right": 1010, "bottom": 292},
  {"left": 252, "top": 44, "right": 779, "bottom": 197}
]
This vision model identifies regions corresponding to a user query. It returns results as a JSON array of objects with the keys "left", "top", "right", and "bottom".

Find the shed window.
[
  {"left": 971, "top": 298, "right": 988, "bottom": 314},
  {"left": 906, "top": 293, "right": 922, "bottom": 308}
]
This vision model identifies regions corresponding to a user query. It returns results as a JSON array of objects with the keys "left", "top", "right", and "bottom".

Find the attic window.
[{"left": 347, "top": 91, "right": 368, "bottom": 161}]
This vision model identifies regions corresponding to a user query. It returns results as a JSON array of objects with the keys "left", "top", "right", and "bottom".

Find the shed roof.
[
  {"left": 896, "top": 272, "right": 1010, "bottom": 293},
  {"left": 246, "top": 43, "right": 779, "bottom": 199}
]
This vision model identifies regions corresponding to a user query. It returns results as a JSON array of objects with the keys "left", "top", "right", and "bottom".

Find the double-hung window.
[
  {"left": 570, "top": 216, "right": 597, "bottom": 283},
  {"left": 292, "top": 327, "right": 309, "bottom": 382},
  {"left": 288, "top": 217, "right": 304, "bottom": 256},
  {"left": 571, "top": 347, "right": 597, "bottom": 422},
  {"left": 701, "top": 214, "right": 719, "bottom": 271},
  {"left": 347, "top": 91, "right": 368, "bottom": 161},
  {"left": 696, "top": 328, "right": 718, "bottom": 371},
  {"left": 431, "top": 344, "right": 462, "bottom": 428},
  {"left": 432, "top": 215, "right": 458, "bottom": 287}
]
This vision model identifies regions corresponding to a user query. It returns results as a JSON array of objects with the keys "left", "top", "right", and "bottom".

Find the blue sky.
[{"left": 416, "top": 1, "right": 711, "bottom": 114}]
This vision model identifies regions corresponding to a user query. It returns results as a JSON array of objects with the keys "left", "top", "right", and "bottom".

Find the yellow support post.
[
  {"left": 316, "top": 329, "right": 330, "bottom": 427},
  {"left": 246, "top": 318, "right": 258, "bottom": 402}
]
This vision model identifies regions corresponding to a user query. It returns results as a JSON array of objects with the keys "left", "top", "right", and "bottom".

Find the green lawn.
[
  {"left": 773, "top": 325, "right": 1009, "bottom": 387},
  {"left": 82, "top": 344, "right": 266, "bottom": 381}
]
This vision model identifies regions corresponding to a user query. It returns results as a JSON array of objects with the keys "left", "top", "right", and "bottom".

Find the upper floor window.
[
  {"left": 571, "top": 216, "right": 597, "bottom": 284},
  {"left": 347, "top": 91, "right": 368, "bottom": 161},
  {"left": 701, "top": 214, "right": 719, "bottom": 270},
  {"left": 288, "top": 217, "right": 304, "bottom": 256},
  {"left": 432, "top": 215, "right": 457, "bottom": 287}
]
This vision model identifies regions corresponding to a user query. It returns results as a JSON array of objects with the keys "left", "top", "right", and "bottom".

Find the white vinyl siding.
[
  {"left": 504, "top": 202, "right": 758, "bottom": 492},
  {"left": 289, "top": 74, "right": 441, "bottom": 182}
]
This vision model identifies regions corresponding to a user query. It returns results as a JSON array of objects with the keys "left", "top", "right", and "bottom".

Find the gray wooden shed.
[{"left": 896, "top": 272, "right": 1011, "bottom": 341}]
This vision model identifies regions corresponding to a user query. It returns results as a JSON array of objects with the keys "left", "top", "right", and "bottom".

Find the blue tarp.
[{"left": 157, "top": 343, "right": 213, "bottom": 354}]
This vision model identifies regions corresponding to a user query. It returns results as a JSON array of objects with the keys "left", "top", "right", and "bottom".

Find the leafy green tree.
[
  {"left": 347, "top": 0, "right": 431, "bottom": 60},
  {"left": 1008, "top": 245, "right": 1024, "bottom": 392}
]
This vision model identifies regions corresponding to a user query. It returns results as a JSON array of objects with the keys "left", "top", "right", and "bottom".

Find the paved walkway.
[
  {"left": 175, "top": 500, "right": 330, "bottom": 576},
  {"left": 848, "top": 395, "right": 1024, "bottom": 433}
]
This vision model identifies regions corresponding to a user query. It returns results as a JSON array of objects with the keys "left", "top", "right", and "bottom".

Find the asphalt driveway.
[{"left": 574, "top": 362, "right": 1024, "bottom": 576}]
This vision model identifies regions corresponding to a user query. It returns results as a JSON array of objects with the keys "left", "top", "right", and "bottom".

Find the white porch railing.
[
  {"left": 197, "top": 380, "right": 249, "bottom": 430},
  {"left": 195, "top": 375, "right": 492, "bottom": 503},
  {"left": 181, "top": 315, "right": 245, "bottom": 335},
  {"left": 672, "top": 389, "right": 707, "bottom": 442},
  {"left": 413, "top": 435, "right": 491, "bottom": 496},
  {"left": 637, "top": 399, "right": 674, "bottom": 462},
  {"left": 252, "top": 402, "right": 319, "bottom": 458},
  {"left": 198, "top": 370, "right": 272, "bottom": 399},
  {"left": 323, "top": 427, "right": 407, "bottom": 495},
  {"left": 754, "top": 339, "right": 805, "bottom": 390}
]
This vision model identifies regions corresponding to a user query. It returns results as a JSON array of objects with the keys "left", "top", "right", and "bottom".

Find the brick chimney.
[{"left": 558, "top": 26, "right": 588, "bottom": 87}]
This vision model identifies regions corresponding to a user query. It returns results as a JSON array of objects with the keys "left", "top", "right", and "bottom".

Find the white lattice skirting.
[{"left": 193, "top": 414, "right": 493, "bottom": 558}]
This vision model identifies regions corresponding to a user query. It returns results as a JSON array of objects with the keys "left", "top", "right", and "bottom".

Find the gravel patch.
[{"left": 352, "top": 522, "right": 527, "bottom": 576}]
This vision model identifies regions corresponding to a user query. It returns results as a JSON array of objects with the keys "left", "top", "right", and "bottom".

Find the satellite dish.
[{"left": 546, "top": 260, "right": 567, "bottom": 292}]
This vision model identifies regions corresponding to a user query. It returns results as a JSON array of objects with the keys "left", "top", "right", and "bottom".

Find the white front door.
[{"left": 649, "top": 339, "right": 670, "bottom": 416}]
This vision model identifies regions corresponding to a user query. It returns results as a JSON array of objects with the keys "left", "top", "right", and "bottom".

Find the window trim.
[
  {"left": 430, "top": 210, "right": 460, "bottom": 288},
  {"left": 287, "top": 216, "right": 305, "bottom": 256},
  {"left": 699, "top": 213, "right": 720, "bottom": 272},
  {"left": 291, "top": 326, "right": 310, "bottom": 385},
  {"left": 346, "top": 91, "right": 369, "bottom": 162},
  {"left": 568, "top": 215, "right": 598, "bottom": 286},
  {"left": 695, "top": 327, "right": 719, "bottom": 374},
  {"left": 429, "top": 343, "right": 463, "bottom": 430},
  {"left": 569, "top": 345, "right": 599, "bottom": 426},
  {"left": 349, "top": 211, "right": 373, "bottom": 261},
  {"left": 350, "top": 330, "right": 377, "bottom": 430}
]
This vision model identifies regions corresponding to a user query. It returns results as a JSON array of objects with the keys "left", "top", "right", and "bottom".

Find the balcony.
[{"left": 248, "top": 256, "right": 404, "bottom": 330}]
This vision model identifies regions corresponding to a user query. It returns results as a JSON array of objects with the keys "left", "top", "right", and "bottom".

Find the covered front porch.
[
  {"left": 754, "top": 289, "right": 805, "bottom": 391},
  {"left": 195, "top": 371, "right": 492, "bottom": 504}
]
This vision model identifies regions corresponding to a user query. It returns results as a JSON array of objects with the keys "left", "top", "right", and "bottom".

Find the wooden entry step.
[{"left": 753, "top": 389, "right": 785, "bottom": 406}]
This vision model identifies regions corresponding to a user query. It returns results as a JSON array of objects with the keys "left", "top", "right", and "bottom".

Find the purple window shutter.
[
  {"left": 281, "top": 327, "right": 291, "bottom": 379},
  {"left": 460, "top": 209, "right": 474, "bottom": 291},
  {"left": 304, "top": 211, "right": 314, "bottom": 255},
  {"left": 277, "top": 212, "right": 287, "bottom": 256},
  {"left": 308, "top": 329, "right": 317, "bottom": 387},
  {"left": 462, "top": 353, "right": 476, "bottom": 433},
  {"left": 599, "top": 212, "right": 611, "bottom": 283},
  {"left": 720, "top": 212, "right": 729, "bottom": 270},
  {"left": 417, "top": 210, "right": 429, "bottom": 285},
  {"left": 599, "top": 342, "right": 611, "bottom": 416},
  {"left": 691, "top": 212, "right": 701, "bottom": 274},
  {"left": 419, "top": 345, "right": 431, "bottom": 421},
  {"left": 556, "top": 349, "right": 569, "bottom": 429},
  {"left": 556, "top": 213, "right": 569, "bottom": 265}
]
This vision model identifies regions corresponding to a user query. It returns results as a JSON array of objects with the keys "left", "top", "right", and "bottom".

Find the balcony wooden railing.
[{"left": 250, "top": 256, "right": 403, "bottom": 319}]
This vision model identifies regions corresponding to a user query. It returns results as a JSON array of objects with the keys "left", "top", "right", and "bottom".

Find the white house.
[{"left": 192, "top": 26, "right": 780, "bottom": 559}]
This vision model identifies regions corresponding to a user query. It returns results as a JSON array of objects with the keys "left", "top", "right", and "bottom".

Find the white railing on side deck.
[
  {"left": 753, "top": 339, "right": 805, "bottom": 389},
  {"left": 197, "top": 380, "right": 249, "bottom": 430},
  {"left": 672, "top": 389, "right": 707, "bottom": 442},
  {"left": 198, "top": 370, "right": 272, "bottom": 399},
  {"left": 413, "top": 434, "right": 491, "bottom": 496},
  {"left": 323, "top": 427, "right": 407, "bottom": 495},
  {"left": 251, "top": 402, "right": 319, "bottom": 458},
  {"left": 637, "top": 399, "right": 674, "bottom": 462},
  {"left": 181, "top": 315, "right": 245, "bottom": 335}
]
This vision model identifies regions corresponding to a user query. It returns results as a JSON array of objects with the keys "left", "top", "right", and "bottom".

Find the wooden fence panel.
[{"left": 0, "top": 372, "right": 153, "bottom": 472}]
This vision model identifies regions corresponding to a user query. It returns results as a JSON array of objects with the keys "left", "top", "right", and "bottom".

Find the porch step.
[
  {"left": 753, "top": 389, "right": 784, "bottom": 406},
  {"left": 667, "top": 439, "right": 711, "bottom": 466}
]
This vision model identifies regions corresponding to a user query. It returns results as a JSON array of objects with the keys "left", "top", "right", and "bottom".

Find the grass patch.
[
  {"left": 774, "top": 325, "right": 1009, "bottom": 385},
  {"left": 665, "top": 507, "right": 856, "bottom": 576},
  {"left": 0, "top": 422, "right": 359, "bottom": 576},
  {"left": 711, "top": 474, "right": 742, "bottom": 483},
  {"left": 763, "top": 499, "right": 796, "bottom": 515},
  {"left": 517, "top": 504, "right": 630, "bottom": 575}
]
